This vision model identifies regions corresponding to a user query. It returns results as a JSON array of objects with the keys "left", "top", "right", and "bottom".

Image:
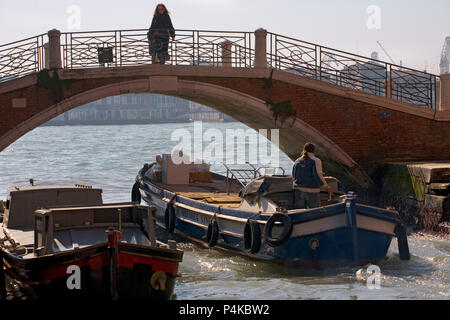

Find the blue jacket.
[{"left": 292, "top": 156, "right": 324, "bottom": 189}]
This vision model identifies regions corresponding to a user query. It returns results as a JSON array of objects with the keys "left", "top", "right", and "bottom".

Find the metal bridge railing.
[
  {"left": 0, "top": 34, "right": 47, "bottom": 82},
  {"left": 61, "top": 29, "right": 254, "bottom": 69},
  {"left": 0, "top": 28, "right": 439, "bottom": 109},
  {"left": 267, "top": 32, "right": 438, "bottom": 109}
]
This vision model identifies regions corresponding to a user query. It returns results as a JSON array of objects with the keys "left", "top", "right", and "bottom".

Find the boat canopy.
[{"left": 240, "top": 175, "right": 293, "bottom": 197}]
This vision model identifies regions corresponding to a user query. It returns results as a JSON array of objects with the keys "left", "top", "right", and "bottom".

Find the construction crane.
[
  {"left": 376, "top": 40, "right": 396, "bottom": 65},
  {"left": 440, "top": 37, "right": 450, "bottom": 74}
]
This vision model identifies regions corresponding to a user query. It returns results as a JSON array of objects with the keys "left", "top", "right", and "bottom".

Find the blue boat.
[{"left": 133, "top": 160, "right": 410, "bottom": 268}]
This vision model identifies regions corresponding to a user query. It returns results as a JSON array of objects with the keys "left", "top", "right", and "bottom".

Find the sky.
[{"left": 0, "top": 0, "right": 449, "bottom": 74}]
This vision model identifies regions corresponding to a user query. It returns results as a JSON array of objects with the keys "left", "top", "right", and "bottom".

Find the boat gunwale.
[
  {"left": 2, "top": 239, "right": 182, "bottom": 273},
  {"left": 141, "top": 179, "right": 400, "bottom": 226},
  {"left": 1, "top": 242, "right": 109, "bottom": 268},
  {"left": 118, "top": 242, "right": 183, "bottom": 261}
]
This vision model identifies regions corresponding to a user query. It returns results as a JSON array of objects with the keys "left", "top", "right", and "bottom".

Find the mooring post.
[
  {"left": 345, "top": 192, "right": 358, "bottom": 263},
  {"left": 394, "top": 224, "right": 410, "bottom": 260},
  {"left": 48, "top": 29, "right": 62, "bottom": 69},
  {"left": 254, "top": 28, "right": 267, "bottom": 68}
]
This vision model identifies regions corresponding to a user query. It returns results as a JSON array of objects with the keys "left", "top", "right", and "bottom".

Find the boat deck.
[
  {"left": 177, "top": 192, "right": 242, "bottom": 208},
  {"left": 153, "top": 180, "right": 243, "bottom": 208},
  {"left": 3, "top": 228, "right": 34, "bottom": 246}
]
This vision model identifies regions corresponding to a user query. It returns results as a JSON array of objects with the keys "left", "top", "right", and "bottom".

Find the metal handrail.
[
  {"left": 223, "top": 163, "right": 258, "bottom": 194},
  {"left": 268, "top": 31, "right": 437, "bottom": 76},
  {"left": 223, "top": 163, "right": 286, "bottom": 194},
  {"left": 0, "top": 34, "right": 46, "bottom": 81},
  {"left": 267, "top": 31, "right": 438, "bottom": 108},
  {"left": 60, "top": 28, "right": 254, "bottom": 69},
  {"left": 0, "top": 28, "right": 439, "bottom": 109},
  {"left": 255, "top": 166, "right": 285, "bottom": 176}
]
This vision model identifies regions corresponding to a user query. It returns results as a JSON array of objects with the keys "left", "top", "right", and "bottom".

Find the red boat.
[{"left": 0, "top": 184, "right": 183, "bottom": 300}]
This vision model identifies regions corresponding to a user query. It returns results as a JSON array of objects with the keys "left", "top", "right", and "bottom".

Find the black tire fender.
[
  {"left": 206, "top": 219, "right": 219, "bottom": 247},
  {"left": 264, "top": 213, "right": 293, "bottom": 246},
  {"left": 244, "top": 219, "right": 261, "bottom": 254},
  {"left": 131, "top": 181, "right": 141, "bottom": 203},
  {"left": 164, "top": 202, "right": 176, "bottom": 234}
]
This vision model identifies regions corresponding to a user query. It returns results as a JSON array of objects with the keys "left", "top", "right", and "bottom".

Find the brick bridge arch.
[
  {"left": 1, "top": 65, "right": 450, "bottom": 191},
  {"left": 0, "top": 66, "right": 373, "bottom": 188}
]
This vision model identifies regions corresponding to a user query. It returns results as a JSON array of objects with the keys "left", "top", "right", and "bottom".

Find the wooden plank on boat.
[
  {"left": 204, "top": 197, "right": 241, "bottom": 203},
  {"left": 356, "top": 214, "right": 396, "bottom": 235},
  {"left": 177, "top": 192, "right": 242, "bottom": 205},
  {"left": 290, "top": 214, "right": 348, "bottom": 238}
]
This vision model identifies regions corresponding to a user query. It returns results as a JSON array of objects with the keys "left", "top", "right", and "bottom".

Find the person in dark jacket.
[
  {"left": 292, "top": 142, "right": 333, "bottom": 209},
  {"left": 147, "top": 3, "right": 175, "bottom": 65}
]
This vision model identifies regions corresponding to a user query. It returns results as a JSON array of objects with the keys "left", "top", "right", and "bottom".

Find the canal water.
[{"left": 0, "top": 122, "right": 448, "bottom": 299}]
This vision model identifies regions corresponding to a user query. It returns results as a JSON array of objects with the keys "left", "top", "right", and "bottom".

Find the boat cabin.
[
  {"left": 2, "top": 185, "right": 103, "bottom": 229},
  {"left": 1, "top": 184, "right": 162, "bottom": 259},
  {"left": 33, "top": 203, "right": 157, "bottom": 256}
]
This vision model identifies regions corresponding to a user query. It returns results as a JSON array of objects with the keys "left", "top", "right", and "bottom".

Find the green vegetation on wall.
[
  {"left": 36, "top": 69, "right": 77, "bottom": 102},
  {"left": 265, "top": 100, "right": 296, "bottom": 126},
  {"left": 261, "top": 68, "right": 274, "bottom": 90}
]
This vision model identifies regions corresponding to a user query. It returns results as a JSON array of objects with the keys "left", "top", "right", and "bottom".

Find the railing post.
[
  {"left": 43, "top": 43, "right": 50, "bottom": 69},
  {"left": 436, "top": 78, "right": 441, "bottom": 110},
  {"left": 254, "top": 28, "right": 267, "bottom": 68},
  {"left": 48, "top": 29, "right": 62, "bottom": 69},
  {"left": 385, "top": 79, "right": 393, "bottom": 98},
  {"left": 438, "top": 73, "right": 450, "bottom": 112},
  {"left": 220, "top": 40, "right": 232, "bottom": 67}
]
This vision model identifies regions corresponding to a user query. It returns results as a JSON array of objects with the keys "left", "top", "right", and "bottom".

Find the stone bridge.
[{"left": 1, "top": 28, "right": 450, "bottom": 192}]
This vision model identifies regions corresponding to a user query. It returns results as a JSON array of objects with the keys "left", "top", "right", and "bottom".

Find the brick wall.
[{"left": 1, "top": 74, "right": 450, "bottom": 179}]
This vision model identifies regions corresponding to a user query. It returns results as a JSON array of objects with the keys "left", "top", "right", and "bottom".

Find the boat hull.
[
  {"left": 138, "top": 179, "right": 401, "bottom": 268},
  {"left": 1, "top": 242, "right": 181, "bottom": 300}
]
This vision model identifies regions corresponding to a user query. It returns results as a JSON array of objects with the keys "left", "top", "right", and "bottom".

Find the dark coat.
[
  {"left": 147, "top": 13, "right": 175, "bottom": 54},
  {"left": 292, "top": 156, "right": 323, "bottom": 189}
]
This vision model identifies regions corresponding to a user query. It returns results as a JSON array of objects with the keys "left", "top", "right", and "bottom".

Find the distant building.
[
  {"left": 339, "top": 53, "right": 387, "bottom": 96},
  {"left": 189, "top": 101, "right": 229, "bottom": 121},
  {"left": 48, "top": 94, "right": 233, "bottom": 125},
  {"left": 389, "top": 69, "right": 435, "bottom": 108},
  {"left": 440, "top": 37, "right": 450, "bottom": 75}
]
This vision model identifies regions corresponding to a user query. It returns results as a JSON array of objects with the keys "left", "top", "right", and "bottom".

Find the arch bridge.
[{"left": 1, "top": 28, "right": 450, "bottom": 191}]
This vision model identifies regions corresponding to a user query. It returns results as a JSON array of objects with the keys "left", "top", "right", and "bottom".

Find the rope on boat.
[{"left": 0, "top": 235, "right": 28, "bottom": 257}]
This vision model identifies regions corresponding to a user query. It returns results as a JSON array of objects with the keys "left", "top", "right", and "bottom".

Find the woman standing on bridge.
[{"left": 147, "top": 3, "right": 175, "bottom": 65}]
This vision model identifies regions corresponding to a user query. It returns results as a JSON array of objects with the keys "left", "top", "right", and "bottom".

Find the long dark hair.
[
  {"left": 153, "top": 3, "right": 170, "bottom": 16},
  {"left": 301, "top": 142, "right": 315, "bottom": 159}
]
